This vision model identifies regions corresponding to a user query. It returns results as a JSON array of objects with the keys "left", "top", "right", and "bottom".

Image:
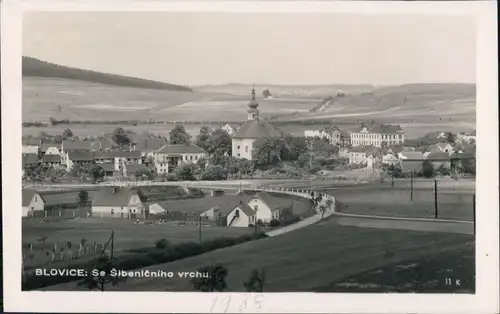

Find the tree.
[
  {"left": 421, "top": 160, "right": 434, "bottom": 178},
  {"left": 67, "top": 241, "right": 73, "bottom": 260},
  {"left": 195, "top": 126, "right": 213, "bottom": 151},
  {"left": 237, "top": 158, "right": 253, "bottom": 175},
  {"left": 62, "top": 128, "right": 74, "bottom": 139},
  {"left": 207, "top": 129, "right": 232, "bottom": 156},
  {"left": 78, "top": 255, "right": 126, "bottom": 291},
  {"left": 169, "top": 124, "right": 191, "bottom": 144},
  {"left": 155, "top": 238, "right": 169, "bottom": 249},
  {"left": 318, "top": 204, "right": 327, "bottom": 220},
  {"left": 445, "top": 132, "right": 456, "bottom": 145},
  {"left": 77, "top": 190, "right": 89, "bottom": 208},
  {"left": 191, "top": 264, "right": 228, "bottom": 292},
  {"left": 136, "top": 189, "right": 148, "bottom": 203},
  {"left": 196, "top": 157, "right": 208, "bottom": 170},
  {"left": 284, "top": 135, "right": 308, "bottom": 161},
  {"left": 112, "top": 127, "right": 130, "bottom": 147},
  {"left": 262, "top": 89, "right": 272, "bottom": 98},
  {"left": 174, "top": 163, "right": 198, "bottom": 181},
  {"left": 201, "top": 165, "right": 228, "bottom": 181},
  {"left": 90, "top": 165, "right": 105, "bottom": 183},
  {"left": 244, "top": 268, "right": 266, "bottom": 292},
  {"left": 252, "top": 138, "right": 289, "bottom": 166}
]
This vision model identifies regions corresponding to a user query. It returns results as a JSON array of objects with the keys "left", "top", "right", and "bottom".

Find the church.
[{"left": 231, "top": 88, "right": 281, "bottom": 160}]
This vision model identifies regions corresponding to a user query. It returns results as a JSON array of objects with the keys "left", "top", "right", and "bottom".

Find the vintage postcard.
[{"left": 1, "top": 0, "right": 498, "bottom": 313}]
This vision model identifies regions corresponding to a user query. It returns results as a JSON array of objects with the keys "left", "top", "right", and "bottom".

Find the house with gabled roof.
[
  {"left": 226, "top": 202, "right": 256, "bottom": 227},
  {"left": 41, "top": 154, "right": 62, "bottom": 168},
  {"left": 66, "top": 151, "right": 95, "bottom": 171},
  {"left": 154, "top": 144, "right": 207, "bottom": 174},
  {"left": 221, "top": 123, "right": 240, "bottom": 136},
  {"left": 91, "top": 187, "right": 143, "bottom": 219},
  {"left": 426, "top": 151, "right": 451, "bottom": 169},
  {"left": 349, "top": 145, "right": 382, "bottom": 169},
  {"left": 232, "top": 88, "right": 282, "bottom": 160},
  {"left": 247, "top": 192, "right": 293, "bottom": 223},
  {"left": 22, "top": 189, "right": 45, "bottom": 217},
  {"left": 40, "top": 143, "right": 62, "bottom": 156}
]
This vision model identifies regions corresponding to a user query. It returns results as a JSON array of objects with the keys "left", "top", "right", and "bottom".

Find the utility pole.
[
  {"left": 473, "top": 193, "right": 476, "bottom": 236},
  {"left": 391, "top": 175, "right": 394, "bottom": 188},
  {"left": 434, "top": 180, "right": 438, "bottom": 219},
  {"left": 410, "top": 171, "right": 414, "bottom": 201},
  {"left": 110, "top": 230, "right": 115, "bottom": 259},
  {"left": 198, "top": 215, "right": 202, "bottom": 243}
]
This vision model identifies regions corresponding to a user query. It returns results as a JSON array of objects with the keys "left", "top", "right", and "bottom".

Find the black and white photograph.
[{"left": 2, "top": 1, "right": 498, "bottom": 313}]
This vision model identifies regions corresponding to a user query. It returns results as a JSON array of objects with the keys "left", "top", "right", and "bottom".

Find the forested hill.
[{"left": 22, "top": 57, "right": 192, "bottom": 92}]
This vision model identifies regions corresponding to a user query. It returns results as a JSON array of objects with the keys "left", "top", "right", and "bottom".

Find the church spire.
[{"left": 247, "top": 86, "right": 259, "bottom": 121}]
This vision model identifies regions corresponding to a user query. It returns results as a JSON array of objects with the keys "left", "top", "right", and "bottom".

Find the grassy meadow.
[{"left": 43, "top": 222, "right": 473, "bottom": 292}]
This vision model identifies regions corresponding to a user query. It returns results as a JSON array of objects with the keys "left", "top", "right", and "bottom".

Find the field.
[
  {"left": 22, "top": 217, "right": 253, "bottom": 269},
  {"left": 328, "top": 179, "right": 475, "bottom": 222},
  {"left": 22, "top": 77, "right": 321, "bottom": 124},
  {"left": 23, "top": 77, "right": 476, "bottom": 139},
  {"left": 43, "top": 219, "right": 473, "bottom": 291}
]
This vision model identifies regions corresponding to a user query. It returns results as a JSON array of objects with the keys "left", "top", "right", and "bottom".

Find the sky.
[{"left": 23, "top": 12, "right": 476, "bottom": 86}]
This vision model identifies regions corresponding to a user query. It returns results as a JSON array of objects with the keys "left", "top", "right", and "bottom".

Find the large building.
[
  {"left": 154, "top": 144, "right": 207, "bottom": 174},
  {"left": 350, "top": 124, "right": 404, "bottom": 147},
  {"left": 232, "top": 88, "right": 281, "bottom": 160}
]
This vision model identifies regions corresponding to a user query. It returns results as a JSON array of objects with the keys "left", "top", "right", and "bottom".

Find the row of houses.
[
  {"left": 22, "top": 188, "right": 293, "bottom": 228},
  {"left": 22, "top": 138, "right": 207, "bottom": 177},
  {"left": 348, "top": 142, "right": 475, "bottom": 172}
]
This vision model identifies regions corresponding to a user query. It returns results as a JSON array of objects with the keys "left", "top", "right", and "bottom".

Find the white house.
[
  {"left": 349, "top": 146, "right": 382, "bottom": 168},
  {"left": 304, "top": 126, "right": 342, "bottom": 145},
  {"left": 350, "top": 125, "right": 404, "bottom": 147},
  {"left": 22, "top": 189, "right": 45, "bottom": 217},
  {"left": 91, "top": 187, "right": 144, "bottom": 219},
  {"left": 231, "top": 88, "right": 281, "bottom": 160},
  {"left": 435, "top": 143, "right": 455, "bottom": 155},
  {"left": 154, "top": 144, "right": 207, "bottom": 174},
  {"left": 221, "top": 123, "right": 239, "bottom": 136},
  {"left": 226, "top": 203, "right": 255, "bottom": 227},
  {"left": 200, "top": 207, "right": 222, "bottom": 221},
  {"left": 147, "top": 203, "right": 167, "bottom": 215},
  {"left": 22, "top": 145, "right": 39, "bottom": 154},
  {"left": 246, "top": 192, "right": 291, "bottom": 223},
  {"left": 382, "top": 153, "right": 400, "bottom": 166}
]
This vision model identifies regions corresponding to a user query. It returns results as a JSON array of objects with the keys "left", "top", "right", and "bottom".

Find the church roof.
[{"left": 232, "top": 120, "right": 281, "bottom": 139}]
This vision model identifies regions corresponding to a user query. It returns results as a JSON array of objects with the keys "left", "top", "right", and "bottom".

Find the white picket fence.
[{"left": 250, "top": 187, "right": 336, "bottom": 237}]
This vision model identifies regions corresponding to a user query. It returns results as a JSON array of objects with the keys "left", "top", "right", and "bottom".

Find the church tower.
[{"left": 247, "top": 87, "right": 260, "bottom": 121}]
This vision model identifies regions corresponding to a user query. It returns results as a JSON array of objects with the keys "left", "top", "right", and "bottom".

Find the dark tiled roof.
[
  {"left": 99, "top": 163, "right": 116, "bottom": 172},
  {"left": 135, "top": 138, "right": 168, "bottom": 151},
  {"left": 357, "top": 124, "right": 403, "bottom": 134},
  {"left": 232, "top": 120, "right": 281, "bottom": 139},
  {"left": 399, "top": 151, "right": 425, "bottom": 160},
  {"left": 126, "top": 164, "right": 153, "bottom": 174},
  {"left": 22, "top": 189, "right": 42, "bottom": 206},
  {"left": 233, "top": 202, "right": 255, "bottom": 217},
  {"left": 401, "top": 160, "right": 424, "bottom": 173},
  {"left": 40, "top": 143, "right": 61, "bottom": 152},
  {"left": 255, "top": 192, "right": 292, "bottom": 212},
  {"left": 62, "top": 140, "right": 91, "bottom": 151},
  {"left": 68, "top": 151, "right": 95, "bottom": 161},
  {"left": 161, "top": 195, "right": 250, "bottom": 215},
  {"left": 91, "top": 187, "right": 137, "bottom": 207},
  {"left": 157, "top": 144, "right": 206, "bottom": 154},
  {"left": 350, "top": 145, "right": 381, "bottom": 155},
  {"left": 426, "top": 152, "right": 450, "bottom": 161},
  {"left": 94, "top": 151, "right": 142, "bottom": 158},
  {"left": 42, "top": 154, "right": 62, "bottom": 163},
  {"left": 90, "top": 142, "right": 102, "bottom": 151},
  {"left": 22, "top": 153, "right": 40, "bottom": 165}
]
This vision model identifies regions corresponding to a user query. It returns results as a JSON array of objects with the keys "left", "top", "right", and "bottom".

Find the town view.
[{"left": 21, "top": 11, "right": 476, "bottom": 293}]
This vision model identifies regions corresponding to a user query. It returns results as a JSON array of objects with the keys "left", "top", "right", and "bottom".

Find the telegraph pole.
[
  {"left": 410, "top": 171, "right": 414, "bottom": 201},
  {"left": 434, "top": 180, "right": 438, "bottom": 219},
  {"left": 198, "top": 215, "right": 202, "bottom": 243},
  {"left": 391, "top": 175, "right": 394, "bottom": 188},
  {"left": 110, "top": 230, "right": 115, "bottom": 259},
  {"left": 473, "top": 193, "right": 476, "bottom": 236}
]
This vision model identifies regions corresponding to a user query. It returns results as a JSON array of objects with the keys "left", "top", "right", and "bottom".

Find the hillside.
[{"left": 22, "top": 57, "right": 192, "bottom": 92}]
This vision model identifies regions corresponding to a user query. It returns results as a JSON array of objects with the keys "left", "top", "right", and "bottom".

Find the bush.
[
  {"left": 269, "top": 219, "right": 280, "bottom": 227},
  {"left": 155, "top": 238, "right": 169, "bottom": 249},
  {"left": 166, "top": 173, "right": 177, "bottom": 181}
]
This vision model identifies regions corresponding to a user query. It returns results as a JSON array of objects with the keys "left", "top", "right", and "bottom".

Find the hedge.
[{"left": 22, "top": 232, "right": 268, "bottom": 291}]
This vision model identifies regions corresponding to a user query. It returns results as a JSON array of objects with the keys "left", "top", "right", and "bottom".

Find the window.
[
  {"left": 238, "top": 153, "right": 240, "bottom": 157},
  {"left": 111, "top": 209, "right": 115, "bottom": 215},
  {"left": 245, "top": 146, "right": 248, "bottom": 153},
  {"left": 237, "top": 145, "right": 240, "bottom": 150},
  {"left": 235, "top": 209, "right": 240, "bottom": 217}
]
